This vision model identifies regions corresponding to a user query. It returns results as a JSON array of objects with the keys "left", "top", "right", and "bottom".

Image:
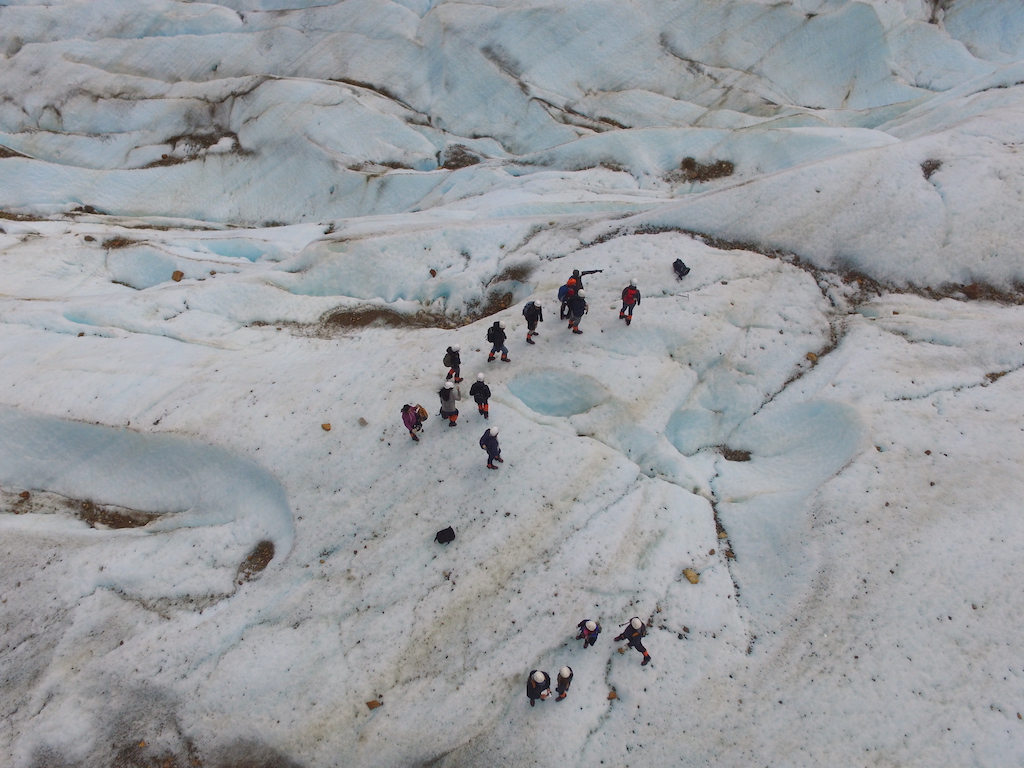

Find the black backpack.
[
  {"left": 486, "top": 326, "right": 496, "bottom": 343},
  {"left": 435, "top": 526, "right": 455, "bottom": 544}
]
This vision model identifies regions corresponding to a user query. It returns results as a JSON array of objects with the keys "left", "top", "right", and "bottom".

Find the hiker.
[
  {"left": 567, "top": 289, "right": 588, "bottom": 334},
  {"left": 522, "top": 300, "right": 543, "bottom": 344},
  {"left": 444, "top": 344, "right": 463, "bottom": 382},
  {"left": 526, "top": 670, "right": 551, "bottom": 706},
  {"left": 620, "top": 279, "right": 641, "bottom": 325},
  {"left": 555, "top": 667, "right": 573, "bottom": 702},
  {"left": 486, "top": 321, "right": 510, "bottom": 362},
  {"left": 614, "top": 617, "right": 651, "bottom": 666},
  {"left": 401, "top": 404, "right": 424, "bottom": 442},
  {"left": 559, "top": 269, "right": 600, "bottom": 319},
  {"left": 576, "top": 619, "right": 601, "bottom": 648},
  {"left": 570, "top": 268, "right": 603, "bottom": 291},
  {"left": 470, "top": 372, "right": 491, "bottom": 419},
  {"left": 480, "top": 426, "right": 502, "bottom": 469},
  {"left": 438, "top": 381, "right": 461, "bottom": 427}
]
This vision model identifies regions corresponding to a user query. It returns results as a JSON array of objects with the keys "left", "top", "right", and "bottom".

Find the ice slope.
[{"left": 1, "top": 1, "right": 1024, "bottom": 767}]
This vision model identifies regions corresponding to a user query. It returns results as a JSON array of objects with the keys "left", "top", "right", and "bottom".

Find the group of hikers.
[
  {"left": 527, "top": 617, "right": 652, "bottom": 706},
  {"left": 399, "top": 269, "right": 644, "bottom": 467}
]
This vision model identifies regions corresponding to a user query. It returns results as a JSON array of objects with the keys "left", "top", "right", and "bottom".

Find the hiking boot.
[
  {"left": 449, "top": 421, "right": 458, "bottom": 427},
  {"left": 495, "top": 456, "right": 503, "bottom": 463},
  {"left": 619, "top": 313, "right": 626, "bottom": 319},
  {"left": 556, "top": 693, "right": 567, "bottom": 701},
  {"left": 572, "top": 329, "right": 583, "bottom": 334},
  {"left": 411, "top": 433, "right": 419, "bottom": 442},
  {"left": 642, "top": 654, "right": 651, "bottom": 666},
  {"left": 455, "top": 377, "right": 463, "bottom": 383},
  {"left": 526, "top": 337, "right": 535, "bottom": 345},
  {"left": 530, "top": 699, "right": 535, "bottom": 707},
  {"left": 487, "top": 463, "right": 498, "bottom": 470},
  {"left": 483, "top": 412, "right": 489, "bottom": 419},
  {"left": 625, "top": 317, "right": 631, "bottom": 326},
  {"left": 501, "top": 356, "right": 510, "bottom": 362},
  {"left": 487, "top": 355, "right": 495, "bottom": 362}
]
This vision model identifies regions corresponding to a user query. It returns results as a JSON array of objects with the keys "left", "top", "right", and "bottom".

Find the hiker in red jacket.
[{"left": 620, "top": 279, "right": 641, "bottom": 326}]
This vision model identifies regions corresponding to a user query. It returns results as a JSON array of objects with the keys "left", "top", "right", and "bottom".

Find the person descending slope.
[
  {"left": 438, "top": 381, "right": 461, "bottom": 427},
  {"left": 522, "top": 300, "right": 543, "bottom": 344},
  {"left": 401, "top": 404, "right": 424, "bottom": 442},
  {"left": 470, "top": 372, "right": 491, "bottom": 419},
  {"left": 614, "top": 617, "right": 651, "bottom": 666},
  {"left": 480, "top": 426, "right": 502, "bottom": 469},
  {"left": 620, "top": 279, "right": 641, "bottom": 325},
  {"left": 555, "top": 666, "right": 574, "bottom": 702},
  {"left": 487, "top": 321, "right": 510, "bottom": 362},
  {"left": 576, "top": 619, "right": 601, "bottom": 648},
  {"left": 443, "top": 344, "right": 463, "bottom": 382},
  {"left": 526, "top": 670, "right": 551, "bottom": 707},
  {"left": 567, "top": 289, "right": 588, "bottom": 334}
]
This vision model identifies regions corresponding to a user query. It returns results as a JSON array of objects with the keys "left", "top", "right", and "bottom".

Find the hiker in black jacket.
[
  {"left": 522, "top": 301, "right": 543, "bottom": 344},
  {"left": 479, "top": 426, "right": 502, "bottom": 469},
  {"left": 526, "top": 670, "right": 551, "bottom": 706},
  {"left": 470, "top": 373, "right": 491, "bottom": 418},
  {"left": 614, "top": 617, "right": 651, "bottom": 665},
  {"left": 567, "top": 290, "right": 588, "bottom": 334},
  {"left": 486, "top": 321, "right": 510, "bottom": 362},
  {"left": 576, "top": 619, "right": 601, "bottom": 648},
  {"left": 444, "top": 344, "right": 462, "bottom": 382}
]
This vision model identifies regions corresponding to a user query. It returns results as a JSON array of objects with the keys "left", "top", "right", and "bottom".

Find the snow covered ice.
[{"left": 1, "top": 0, "right": 1024, "bottom": 766}]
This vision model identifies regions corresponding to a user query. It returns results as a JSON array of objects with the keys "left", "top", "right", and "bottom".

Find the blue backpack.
[{"left": 557, "top": 284, "right": 570, "bottom": 302}]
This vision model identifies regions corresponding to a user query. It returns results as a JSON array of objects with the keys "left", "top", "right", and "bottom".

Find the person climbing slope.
[
  {"left": 470, "top": 372, "right": 491, "bottom": 419},
  {"left": 526, "top": 670, "right": 551, "bottom": 707},
  {"left": 620, "top": 279, "right": 641, "bottom": 325},
  {"left": 522, "top": 300, "right": 543, "bottom": 344},
  {"left": 614, "top": 617, "right": 651, "bottom": 666},
  {"left": 443, "top": 344, "right": 463, "bottom": 382},
  {"left": 479, "top": 425, "right": 502, "bottom": 469},
  {"left": 438, "top": 380, "right": 461, "bottom": 427},
  {"left": 487, "top": 320, "right": 510, "bottom": 362}
]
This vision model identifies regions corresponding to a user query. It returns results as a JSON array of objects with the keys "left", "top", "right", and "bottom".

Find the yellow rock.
[
  {"left": 321, "top": 423, "right": 331, "bottom": 431},
  {"left": 608, "top": 691, "right": 617, "bottom": 700},
  {"left": 366, "top": 700, "right": 382, "bottom": 710},
  {"left": 683, "top": 568, "right": 699, "bottom": 584},
  {"left": 806, "top": 352, "right": 818, "bottom": 362},
  {"left": 171, "top": 271, "right": 184, "bottom": 282}
]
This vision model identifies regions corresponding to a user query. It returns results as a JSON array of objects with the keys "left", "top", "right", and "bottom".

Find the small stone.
[
  {"left": 210, "top": 270, "right": 216, "bottom": 275},
  {"left": 78, "top": 332, "right": 85, "bottom": 337},
  {"left": 366, "top": 700, "right": 382, "bottom": 710},
  {"left": 139, "top": 741, "right": 146, "bottom": 748},
  {"left": 429, "top": 269, "right": 437, "bottom": 277},
  {"left": 725, "top": 550, "right": 736, "bottom": 559},
  {"left": 19, "top": 491, "right": 29, "bottom": 499},
  {"left": 608, "top": 691, "right": 617, "bottom": 700},
  {"left": 617, "top": 647, "right": 626, "bottom": 654},
  {"left": 683, "top": 568, "right": 699, "bottom": 584},
  {"left": 358, "top": 417, "right": 369, "bottom": 426},
  {"left": 682, "top": 626, "right": 689, "bottom": 633},
  {"left": 83, "top": 235, "right": 95, "bottom": 242},
  {"left": 806, "top": 352, "right": 818, "bottom": 363},
  {"left": 321, "top": 423, "right": 331, "bottom": 431},
  {"left": 709, "top": 549, "right": 715, "bottom": 556},
  {"left": 925, "top": 450, "right": 931, "bottom": 455},
  {"left": 171, "top": 270, "right": 184, "bottom": 282},
  {"left": 718, "top": 531, "right": 728, "bottom": 539}
]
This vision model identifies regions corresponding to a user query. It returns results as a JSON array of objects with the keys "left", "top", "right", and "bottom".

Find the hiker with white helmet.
[
  {"left": 479, "top": 425, "right": 502, "bottom": 469},
  {"left": 486, "top": 320, "right": 510, "bottom": 362},
  {"left": 526, "top": 670, "right": 551, "bottom": 706},
  {"left": 555, "top": 667, "right": 574, "bottom": 702},
  {"left": 438, "top": 380, "right": 461, "bottom": 427},
  {"left": 614, "top": 617, "right": 651, "bottom": 666},
  {"left": 443, "top": 344, "right": 463, "bottom": 382},
  {"left": 567, "top": 289, "right": 588, "bottom": 334},
  {"left": 576, "top": 619, "right": 601, "bottom": 648},
  {"left": 469, "top": 372, "right": 491, "bottom": 419},
  {"left": 620, "top": 279, "right": 641, "bottom": 326},
  {"left": 522, "top": 300, "right": 543, "bottom": 344}
]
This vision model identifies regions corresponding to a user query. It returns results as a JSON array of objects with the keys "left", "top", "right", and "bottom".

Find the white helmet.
[
  {"left": 444, "top": 381, "right": 454, "bottom": 389},
  {"left": 489, "top": 426, "right": 499, "bottom": 436},
  {"left": 535, "top": 301, "right": 542, "bottom": 308},
  {"left": 560, "top": 666, "right": 572, "bottom": 678},
  {"left": 477, "top": 372, "right": 485, "bottom": 381},
  {"left": 630, "top": 278, "right": 637, "bottom": 287},
  {"left": 533, "top": 671, "right": 546, "bottom": 683},
  {"left": 577, "top": 289, "right": 586, "bottom": 297},
  {"left": 499, "top": 321, "right": 506, "bottom": 329},
  {"left": 630, "top": 617, "right": 643, "bottom": 630},
  {"left": 585, "top": 620, "right": 596, "bottom": 632},
  {"left": 451, "top": 344, "right": 461, "bottom": 352}
]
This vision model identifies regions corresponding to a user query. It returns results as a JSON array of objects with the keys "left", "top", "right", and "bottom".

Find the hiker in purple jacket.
[{"left": 401, "top": 404, "right": 423, "bottom": 441}]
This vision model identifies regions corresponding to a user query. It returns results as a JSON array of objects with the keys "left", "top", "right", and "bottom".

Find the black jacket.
[
  {"left": 567, "top": 294, "right": 588, "bottom": 318},
  {"left": 470, "top": 381, "right": 491, "bottom": 403},
  {"left": 523, "top": 301, "right": 543, "bottom": 324},
  {"left": 527, "top": 671, "right": 551, "bottom": 700},
  {"left": 479, "top": 430, "right": 500, "bottom": 455},
  {"left": 486, "top": 322, "right": 506, "bottom": 347}
]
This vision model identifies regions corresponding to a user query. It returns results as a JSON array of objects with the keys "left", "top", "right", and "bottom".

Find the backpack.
[
  {"left": 673, "top": 258, "right": 691, "bottom": 280},
  {"left": 434, "top": 526, "right": 455, "bottom": 544},
  {"left": 557, "top": 284, "right": 570, "bottom": 302},
  {"left": 623, "top": 286, "right": 639, "bottom": 304},
  {"left": 415, "top": 404, "right": 428, "bottom": 421},
  {"left": 522, "top": 302, "right": 533, "bottom": 318},
  {"left": 486, "top": 326, "right": 496, "bottom": 343},
  {"left": 443, "top": 351, "right": 453, "bottom": 367}
]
